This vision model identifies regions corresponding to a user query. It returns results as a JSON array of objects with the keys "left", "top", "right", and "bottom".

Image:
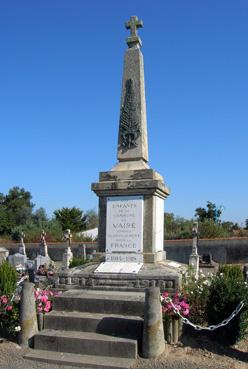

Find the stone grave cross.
[
  {"left": 62, "top": 229, "right": 73, "bottom": 269},
  {"left": 189, "top": 221, "right": 200, "bottom": 278},
  {"left": 125, "top": 15, "right": 143, "bottom": 48},
  {"left": 19, "top": 231, "right": 26, "bottom": 255},
  {"left": 39, "top": 230, "right": 48, "bottom": 257}
]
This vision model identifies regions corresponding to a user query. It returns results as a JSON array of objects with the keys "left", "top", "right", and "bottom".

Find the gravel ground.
[{"left": 0, "top": 334, "right": 248, "bottom": 369}]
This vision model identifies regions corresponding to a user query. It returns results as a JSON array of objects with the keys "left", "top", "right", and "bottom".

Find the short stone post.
[
  {"left": 19, "top": 282, "right": 38, "bottom": 347},
  {"left": 142, "top": 287, "right": 165, "bottom": 358}
]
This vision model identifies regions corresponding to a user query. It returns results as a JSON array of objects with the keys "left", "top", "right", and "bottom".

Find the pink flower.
[
  {"left": 183, "top": 308, "right": 189, "bottom": 316},
  {"left": 44, "top": 301, "right": 51, "bottom": 313},
  {"left": 40, "top": 295, "right": 48, "bottom": 303},
  {"left": 5, "top": 305, "right": 13, "bottom": 311},
  {"left": 162, "top": 291, "right": 169, "bottom": 298},
  {"left": 1, "top": 296, "right": 8, "bottom": 304}
]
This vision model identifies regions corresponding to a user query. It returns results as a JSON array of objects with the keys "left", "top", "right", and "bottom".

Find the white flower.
[{"left": 15, "top": 326, "right": 21, "bottom": 332}]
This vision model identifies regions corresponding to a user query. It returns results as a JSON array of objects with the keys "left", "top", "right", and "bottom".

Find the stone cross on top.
[{"left": 125, "top": 15, "right": 143, "bottom": 48}]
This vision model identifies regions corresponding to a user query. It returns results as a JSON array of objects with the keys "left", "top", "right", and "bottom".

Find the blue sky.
[{"left": 0, "top": 1, "right": 247, "bottom": 224}]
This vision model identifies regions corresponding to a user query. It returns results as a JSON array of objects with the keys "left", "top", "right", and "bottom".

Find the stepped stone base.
[
  {"left": 24, "top": 289, "right": 148, "bottom": 368},
  {"left": 57, "top": 260, "right": 184, "bottom": 293}
]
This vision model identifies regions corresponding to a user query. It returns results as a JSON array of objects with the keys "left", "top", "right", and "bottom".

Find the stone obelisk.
[
  {"left": 92, "top": 16, "right": 170, "bottom": 272},
  {"left": 112, "top": 16, "right": 148, "bottom": 171}
]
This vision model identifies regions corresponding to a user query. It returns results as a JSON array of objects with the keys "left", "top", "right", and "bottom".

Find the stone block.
[{"left": 34, "top": 330, "right": 137, "bottom": 359}]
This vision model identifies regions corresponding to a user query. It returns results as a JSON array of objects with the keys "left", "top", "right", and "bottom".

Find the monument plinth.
[{"left": 92, "top": 16, "right": 169, "bottom": 270}]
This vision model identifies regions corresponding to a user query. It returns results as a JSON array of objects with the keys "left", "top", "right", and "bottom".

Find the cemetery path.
[{"left": 0, "top": 334, "right": 247, "bottom": 369}]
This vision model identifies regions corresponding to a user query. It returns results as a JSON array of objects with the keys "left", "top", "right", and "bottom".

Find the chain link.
[{"left": 163, "top": 296, "right": 245, "bottom": 331}]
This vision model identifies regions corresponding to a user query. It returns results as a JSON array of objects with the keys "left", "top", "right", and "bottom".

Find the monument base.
[{"left": 56, "top": 260, "right": 185, "bottom": 293}]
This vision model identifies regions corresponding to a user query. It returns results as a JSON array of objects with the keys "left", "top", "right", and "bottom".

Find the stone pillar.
[
  {"left": 142, "top": 287, "right": 165, "bottom": 358},
  {"left": 19, "top": 282, "right": 38, "bottom": 347}
]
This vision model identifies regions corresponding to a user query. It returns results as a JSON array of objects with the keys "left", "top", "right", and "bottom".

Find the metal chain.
[{"left": 163, "top": 296, "right": 245, "bottom": 331}]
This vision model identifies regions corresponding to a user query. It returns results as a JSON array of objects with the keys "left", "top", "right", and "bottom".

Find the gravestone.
[
  {"left": 34, "top": 231, "right": 51, "bottom": 272},
  {"left": 8, "top": 231, "right": 27, "bottom": 270}
]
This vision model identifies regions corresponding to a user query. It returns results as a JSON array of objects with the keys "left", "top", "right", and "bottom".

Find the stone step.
[
  {"left": 45, "top": 310, "right": 143, "bottom": 339},
  {"left": 34, "top": 329, "right": 137, "bottom": 359},
  {"left": 54, "top": 289, "right": 145, "bottom": 316},
  {"left": 25, "top": 350, "right": 135, "bottom": 369}
]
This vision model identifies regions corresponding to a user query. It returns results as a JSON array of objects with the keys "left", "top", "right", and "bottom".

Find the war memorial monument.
[
  {"left": 57, "top": 16, "right": 181, "bottom": 293},
  {"left": 25, "top": 16, "right": 183, "bottom": 368}
]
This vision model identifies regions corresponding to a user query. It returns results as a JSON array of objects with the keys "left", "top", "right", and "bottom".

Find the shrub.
[
  {"left": 0, "top": 261, "right": 17, "bottom": 295},
  {"left": 218, "top": 264, "right": 244, "bottom": 280},
  {"left": 198, "top": 220, "right": 230, "bottom": 239},
  {"left": 69, "top": 257, "right": 87, "bottom": 268},
  {"left": 182, "top": 267, "right": 213, "bottom": 325},
  {"left": 0, "top": 294, "right": 20, "bottom": 338},
  {"left": 11, "top": 219, "right": 63, "bottom": 242},
  {"left": 0, "top": 262, "right": 20, "bottom": 338},
  {"left": 206, "top": 265, "right": 248, "bottom": 344}
]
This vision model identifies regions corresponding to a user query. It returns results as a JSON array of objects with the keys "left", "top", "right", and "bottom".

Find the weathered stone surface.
[
  {"left": 57, "top": 261, "right": 182, "bottom": 293},
  {"left": 44, "top": 310, "right": 143, "bottom": 339},
  {"left": 142, "top": 287, "right": 165, "bottom": 358},
  {"left": 54, "top": 289, "right": 145, "bottom": 316},
  {"left": 99, "top": 169, "right": 164, "bottom": 182},
  {"left": 115, "top": 46, "right": 148, "bottom": 168},
  {"left": 34, "top": 330, "right": 138, "bottom": 359},
  {"left": 25, "top": 350, "right": 135, "bottom": 369},
  {"left": 19, "top": 282, "right": 38, "bottom": 347},
  {"left": 8, "top": 252, "right": 27, "bottom": 269}
]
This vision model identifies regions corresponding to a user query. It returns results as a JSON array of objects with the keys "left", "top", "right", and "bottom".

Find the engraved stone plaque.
[
  {"left": 95, "top": 262, "right": 143, "bottom": 274},
  {"left": 106, "top": 196, "right": 143, "bottom": 254},
  {"left": 106, "top": 253, "right": 143, "bottom": 263}
]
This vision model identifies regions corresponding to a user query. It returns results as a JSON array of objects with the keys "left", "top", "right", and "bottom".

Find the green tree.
[
  {"left": 195, "top": 201, "right": 223, "bottom": 223},
  {"left": 54, "top": 207, "right": 86, "bottom": 232},
  {"left": 198, "top": 219, "right": 229, "bottom": 238},
  {"left": 0, "top": 187, "right": 34, "bottom": 235},
  {"left": 85, "top": 210, "right": 98, "bottom": 230},
  {"left": 32, "top": 207, "right": 48, "bottom": 224},
  {"left": 164, "top": 213, "right": 193, "bottom": 239}
]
